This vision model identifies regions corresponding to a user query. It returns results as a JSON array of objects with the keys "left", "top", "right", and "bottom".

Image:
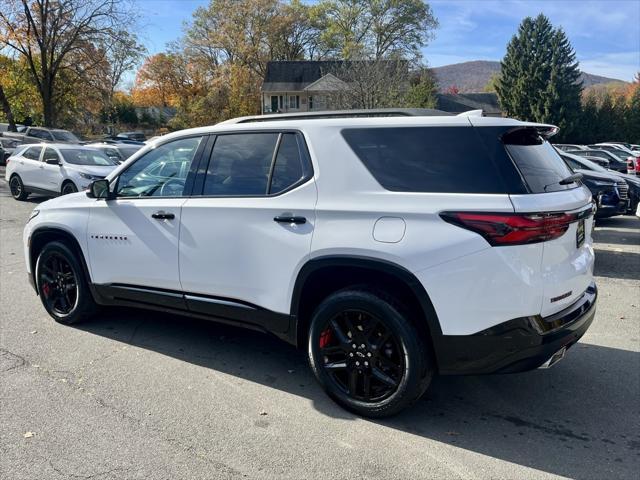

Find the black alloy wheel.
[
  {"left": 308, "top": 289, "right": 433, "bottom": 417},
  {"left": 10, "top": 175, "right": 28, "bottom": 200},
  {"left": 36, "top": 242, "right": 98, "bottom": 324},
  {"left": 318, "top": 309, "right": 404, "bottom": 402},
  {"left": 38, "top": 251, "right": 79, "bottom": 317},
  {"left": 61, "top": 182, "right": 78, "bottom": 195}
]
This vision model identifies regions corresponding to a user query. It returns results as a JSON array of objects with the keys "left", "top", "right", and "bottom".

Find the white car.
[
  {"left": 6, "top": 143, "right": 118, "bottom": 199},
  {"left": 22, "top": 113, "right": 597, "bottom": 417}
]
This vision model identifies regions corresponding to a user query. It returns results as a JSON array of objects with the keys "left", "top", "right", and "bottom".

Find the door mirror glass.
[
  {"left": 88, "top": 179, "right": 110, "bottom": 199},
  {"left": 45, "top": 158, "right": 61, "bottom": 165}
]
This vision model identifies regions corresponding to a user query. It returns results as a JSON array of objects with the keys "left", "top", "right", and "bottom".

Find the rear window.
[
  {"left": 503, "top": 129, "right": 576, "bottom": 193},
  {"left": 341, "top": 127, "right": 508, "bottom": 193}
]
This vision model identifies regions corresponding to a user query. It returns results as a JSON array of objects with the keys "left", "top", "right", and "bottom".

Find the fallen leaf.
[
  {"left": 23, "top": 432, "right": 35, "bottom": 438},
  {"left": 259, "top": 410, "right": 268, "bottom": 416},
  {"left": 30, "top": 330, "right": 37, "bottom": 334},
  {"left": 620, "top": 316, "right": 625, "bottom": 319}
]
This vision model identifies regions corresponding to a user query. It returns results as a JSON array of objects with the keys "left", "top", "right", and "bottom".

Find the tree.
[
  {"left": 403, "top": 68, "right": 437, "bottom": 108},
  {"left": 577, "top": 93, "right": 598, "bottom": 143},
  {"left": 445, "top": 84, "right": 459, "bottom": 95},
  {"left": 0, "top": 85, "right": 17, "bottom": 130},
  {"left": 483, "top": 73, "right": 500, "bottom": 93},
  {"left": 496, "top": 14, "right": 582, "bottom": 141},
  {"left": 0, "top": 0, "right": 131, "bottom": 126},
  {"left": 317, "top": 0, "right": 438, "bottom": 60}
]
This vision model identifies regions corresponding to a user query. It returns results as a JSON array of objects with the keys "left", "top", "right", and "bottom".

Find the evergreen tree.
[
  {"left": 595, "top": 92, "right": 617, "bottom": 142},
  {"left": 627, "top": 84, "right": 640, "bottom": 144},
  {"left": 578, "top": 93, "right": 598, "bottom": 143},
  {"left": 404, "top": 69, "right": 437, "bottom": 108},
  {"left": 496, "top": 14, "right": 582, "bottom": 141}
]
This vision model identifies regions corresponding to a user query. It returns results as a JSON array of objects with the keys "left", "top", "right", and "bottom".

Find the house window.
[
  {"left": 289, "top": 95, "right": 299, "bottom": 109},
  {"left": 309, "top": 96, "right": 313, "bottom": 110}
]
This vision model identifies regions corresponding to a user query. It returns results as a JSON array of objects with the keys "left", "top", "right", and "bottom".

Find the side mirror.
[
  {"left": 45, "top": 158, "right": 61, "bottom": 165},
  {"left": 87, "top": 179, "right": 112, "bottom": 199}
]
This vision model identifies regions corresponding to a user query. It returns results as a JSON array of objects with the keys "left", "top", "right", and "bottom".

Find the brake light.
[{"left": 440, "top": 211, "right": 581, "bottom": 246}]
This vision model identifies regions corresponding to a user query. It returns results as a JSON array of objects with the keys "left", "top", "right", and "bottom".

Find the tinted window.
[
  {"left": 342, "top": 127, "right": 507, "bottom": 193},
  {"left": 504, "top": 129, "right": 576, "bottom": 193},
  {"left": 203, "top": 133, "right": 278, "bottom": 196},
  {"left": 52, "top": 130, "right": 79, "bottom": 142},
  {"left": 60, "top": 149, "right": 116, "bottom": 166},
  {"left": 270, "top": 134, "right": 306, "bottom": 194},
  {"left": 30, "top": 129, "right": 52, "bottom": 140},
  {"left": 23, "top": 146, "right": 42, "bottom": 160},
  {"left": 43, "top": 148, "right": 60, "bottom": 163},
  {"left": 116, "top": 137, "right": 203, "bottom": 197}
]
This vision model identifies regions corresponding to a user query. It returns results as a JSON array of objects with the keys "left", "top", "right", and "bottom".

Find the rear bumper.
[{"left": 436, "top": 282, "right": 597, "bottom": 375}]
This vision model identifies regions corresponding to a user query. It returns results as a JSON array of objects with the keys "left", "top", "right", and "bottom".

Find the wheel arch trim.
[
  {"left": 29, "top": 227, "right": 93, "bottom": 294},
  {"left": 290, "top": 255, "right": 444, "bottom": 348}
]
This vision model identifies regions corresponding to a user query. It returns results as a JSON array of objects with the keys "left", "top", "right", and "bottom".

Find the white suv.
[
  {"left": 6, "top": 143, "right": 118, "bottom": 199},
  {"left": 22, "top": 114, "right": 597, "bottom": 417}
]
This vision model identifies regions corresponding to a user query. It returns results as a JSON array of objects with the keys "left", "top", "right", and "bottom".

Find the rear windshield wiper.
[{"left": 544, "top": 172, "right": 583, "bottom": 191}]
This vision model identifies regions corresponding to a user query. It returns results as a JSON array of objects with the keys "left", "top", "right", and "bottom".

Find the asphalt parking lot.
[{"left": 1, "top": 170, "right": 639, "bottom": 480}]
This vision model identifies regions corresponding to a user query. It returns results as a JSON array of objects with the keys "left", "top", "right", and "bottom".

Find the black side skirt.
[{"left": 92, "top": 284, "right": 295, "bottom": 344}]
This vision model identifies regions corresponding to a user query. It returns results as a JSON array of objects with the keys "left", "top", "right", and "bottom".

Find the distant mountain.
[{"left": 431, "top": 60, "right": 627, "bottom": 93}]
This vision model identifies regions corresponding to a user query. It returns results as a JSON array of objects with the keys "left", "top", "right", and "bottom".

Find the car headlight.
[
  {"left": 27, "top": 209, "right": 40, "bottom": 223},
  {"left": 79, "top": 172, "right": 98, "bottom": 180}
]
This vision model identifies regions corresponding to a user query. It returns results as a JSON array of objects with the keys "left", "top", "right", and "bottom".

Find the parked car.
[
  {"left": 559, "top": 152, "right": 627, "bottom": 218},
  {"left": 5, "top": 144, "right": 118, "bottom": 199},
  {"left": 86, "top": 142, "right": 143, "bottom": 164},
  {"left": 3, "top": 126, "right": 81, "bottom": 145},
  {"left": 553, "top": 143, "right": 589, "bottom": 152},
  {"left": 0, "top": 137, "right": 22, "bottom": 165},
  {"left": 113, "top": 131, "right": 146, "bottom": 142},
  {"left": 561, "top": 152, "right": 638, "bottom": 215},
  {"left": 626, "top": 154, "right": 640, "bottom": 176},
  {"left": 592, "top": 142, "right": 636, "bottom": 155},
  {"left": 566, "top": 149, "right": 627, "bottom": 172},
  {"left": 0, "top": 122, "right": 26, "bottom": 132},
  {"left": 22, "top": 113, "right": 598, "bottom": 417}
]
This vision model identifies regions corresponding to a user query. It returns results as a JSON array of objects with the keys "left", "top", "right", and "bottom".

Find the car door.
[
  {"left": 87, "top": 135, "right": 207, "bottom": 301},
  {"left": 179, "top": 131, "right": 317, "bottom": 332},
  {"left": 35, "top": 147, "right": 63, "bottom": 192},
  {"left": 16, "top": 145, "right": 43, "bottom": 187}
]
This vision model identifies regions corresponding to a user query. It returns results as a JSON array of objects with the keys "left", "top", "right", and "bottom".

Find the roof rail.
[
  {"left": 219, "top": 108, "right": 453, "bottom": 125},
  {"left": 456, "top": 109, "right": 484, "bottom": 117}
]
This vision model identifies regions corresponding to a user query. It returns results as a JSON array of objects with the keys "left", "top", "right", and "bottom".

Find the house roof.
[
  {"left": 436, "top": 93, "right": 501, "bottom": 115},
  {"left": 262, "top": 60, "right": 407, "bottom": 92},
  {"left": 262, "top": 61, "right": 347, "bottom": 92}
]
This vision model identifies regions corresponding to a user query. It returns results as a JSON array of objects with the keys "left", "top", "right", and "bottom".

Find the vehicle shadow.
[{"left": 75, "top": 308, "right": 640, "bottom": 480}]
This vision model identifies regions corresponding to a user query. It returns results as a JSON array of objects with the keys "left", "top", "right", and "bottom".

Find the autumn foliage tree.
[{"left": 0, "top": 0, "right": 137, "bottom": 127}]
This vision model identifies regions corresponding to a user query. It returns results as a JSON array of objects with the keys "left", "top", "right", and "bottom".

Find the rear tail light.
[{"left": 440, "top": 211, "right": 587, "bottom": 246}]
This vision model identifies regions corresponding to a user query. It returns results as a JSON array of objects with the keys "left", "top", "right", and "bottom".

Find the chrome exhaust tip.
[{"left": 539, "top": 346, "right": 567, "bottom": 369}]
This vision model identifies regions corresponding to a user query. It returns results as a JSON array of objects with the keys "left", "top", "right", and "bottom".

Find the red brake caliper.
[
  {"left": 319, "top": 328, "right": 333, "bottom": 348},
  {"left": 42, "top": 283, "right": 51, "bottom": 297}
]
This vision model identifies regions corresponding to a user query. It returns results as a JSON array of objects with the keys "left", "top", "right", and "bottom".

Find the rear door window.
[
  {"left": 503, "top": 129, "right": 576, "bottom": 193},
  {"left": 341, "top": 127, "right": 508, "bottom": 193}
]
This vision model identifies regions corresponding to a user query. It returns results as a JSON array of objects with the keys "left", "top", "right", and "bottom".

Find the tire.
[
  {"left": 61, "top": 181, "right": 78, "bottom": 195},
  {"left": 308, "top": 288, "right": 433, "bottom": 418},
  {"left": 9, "top": 174, "right": 28, "bottom": 201},
  {"left": 35, "top": 241, "right": 98, "bottom": 325}
]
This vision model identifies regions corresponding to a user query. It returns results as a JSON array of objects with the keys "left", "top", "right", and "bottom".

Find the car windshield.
[
  {"left": 121, "top": 146, "right": 141, "bottom": 158},
  {"left": 60, "top": 149, "right": 117, "bottom": 166},
  {"left": 52, "top": 130, "right": 80, "bottom": 142}
]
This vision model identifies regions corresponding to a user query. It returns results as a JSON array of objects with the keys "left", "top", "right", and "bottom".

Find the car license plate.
[{"left": 576, "top": 219, "right": 585, "bottom": 248}]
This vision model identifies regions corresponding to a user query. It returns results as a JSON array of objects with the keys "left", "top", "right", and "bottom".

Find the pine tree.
[
  {"left": 596, "top": 92, "right": 616, "bottom": 142},
  {"left": 578, "top": 93, "right": 598, "bottom": 143},
  {"left": 627, "top": 84, "right": 640, "bottom": 144},
  {"left": 496, "top": 14, "right": 583, "bottom": 141}
]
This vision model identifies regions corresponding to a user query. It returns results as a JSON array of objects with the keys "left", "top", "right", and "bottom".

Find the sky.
[{"left": 135, "top": 0, "right": 640, "bottom": 81}]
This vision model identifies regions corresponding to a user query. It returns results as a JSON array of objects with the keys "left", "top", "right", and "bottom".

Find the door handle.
[
  {"left": 274, "top": 215, "right": 306, "bottom": 224},
  {"left": 152, "top": 211, "right": 175, "bottom": 220}
]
